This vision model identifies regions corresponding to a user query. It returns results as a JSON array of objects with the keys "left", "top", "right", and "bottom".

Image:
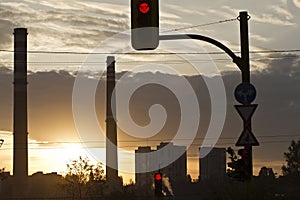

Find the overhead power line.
[
  {"left": 1, "top": 134, "right": 299, "bottom": 147},
  {"left": 1, "top": 54, "right": 299, "bottom": 65},
  {"left": 161, "top": 18, "right": 238, "bottom": 33},
  {"left": 1, "top": 49, "right": 300, "bottom": 55},
  {"left": 0, "top": 140, "right": 297, "bottom": 151}
]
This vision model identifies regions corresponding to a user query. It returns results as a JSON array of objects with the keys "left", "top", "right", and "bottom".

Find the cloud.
[
  {"left": 271, "top": 5, "right": 294, "bottom": 20},
  {"left": 0, "top": 1, "right": 129, "bottom": 51},
  {"left": 0, "top": 19, "right": 16, "bottom": 49},
  {"left": 252, "top": 13, "right": 295, "bottom": 26},
  {"left": 206, "top": 8, "right": 236, "bottom": 19},
  {"left": 25, "top": 0, "right": 87, "bottom": 11},
  {"left": 251, "top": 34, "right": 271, "bottom": 42},
  {"left": 166, "top": 4, "right": 202, "bottom": 15},
  {"left": 261, "top": 53, "right": 300, "bottom": 76},
  {"left": 293, "top": 0, "right": 300, "bottom": 8}
]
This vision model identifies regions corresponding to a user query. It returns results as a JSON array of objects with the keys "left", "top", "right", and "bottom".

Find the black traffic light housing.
[
  {"left": 154, "top": 172, "right": 163, "bottom": 196},
  {"left": 131, "top": 0, "right": 159, "bottom": 50},
  {"left": 238, "top": 148, "right": 251, "bottom": 180}
]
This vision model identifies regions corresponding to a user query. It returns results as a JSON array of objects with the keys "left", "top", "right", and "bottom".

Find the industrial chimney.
[
  {"left": 105, "top": 56, "right": 119, "bottom": 188},
  {"left": 13, "top": 28, "right": 28, "bottom": 194}
]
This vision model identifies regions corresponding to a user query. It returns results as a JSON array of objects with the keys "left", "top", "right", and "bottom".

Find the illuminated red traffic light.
[
  {"left": 242, "top": 150, "right": 248, "bottom": 158},
  {"left": 131, "top": 0, "right": 159, "bottom": 50},
  {"left": 139, "top": 2, "right": 150, "bottom": 14},
  {"left": 238, "top": 148, "right": 249, "bottom": 159},
  {"left": 154, "top": 172, "right": 163, "bottom": 196},
  {"left": 155, "top": 173, "right": 162, "bottom": 181}
]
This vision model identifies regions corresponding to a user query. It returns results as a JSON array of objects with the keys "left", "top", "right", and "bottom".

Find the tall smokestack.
[
  {"left": 106, "top": 56, "right": 119, "bottom": 187},
  {"left": 13, "top": 28, "right": 28, "bottom": 186}
]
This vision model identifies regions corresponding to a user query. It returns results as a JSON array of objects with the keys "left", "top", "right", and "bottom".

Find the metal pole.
[
  {"left": 239, "top": 11, "right": 250, "bottom": 83},
  {"left": 239, "top": 11, "right": 253, "bottom": 179}
]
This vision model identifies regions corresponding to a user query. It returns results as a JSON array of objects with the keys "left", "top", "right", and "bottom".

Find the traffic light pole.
[
  {"left": 160, "top": 11, "right": 253, "bottom": 178},
  {"left": 239, "top": 11, "right": 253, "bottom": 179}
]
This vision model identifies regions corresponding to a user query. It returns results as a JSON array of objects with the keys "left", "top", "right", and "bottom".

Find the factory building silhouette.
[
  {"left": 135, "top": 143, "right": 227, "bottom": 195},
  {"left": 199, "top": 147, "right": 227, "bottom": 181},
  {"left": 135, "top": 142, "right": 187, "bottom": 195}
]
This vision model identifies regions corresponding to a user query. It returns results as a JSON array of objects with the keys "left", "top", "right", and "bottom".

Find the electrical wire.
[
  {"left": 0, "top": 140, "right": 297, "bottom": 151},
  {"left": 1, "top": 55, "right": 299, "bottom": 69},
  {"left": 0, "top": 134, "right": 299, "bottom": 150},
  {"left": 3, "top": 54, "right": 300, "bottom": 64},
  {"left": 1, "top": 134, "right": 299, "bottom": 143},
  {"left": 161, "top": 18, "right": 238, "bottom": 33},
  {"left": 1, "top": 49, "right": 300, "bottom": 55}
]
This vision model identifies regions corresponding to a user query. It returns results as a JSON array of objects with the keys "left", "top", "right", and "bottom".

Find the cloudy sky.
[{"left": 0, "top": 0, "right": 300, "bottom": 183}]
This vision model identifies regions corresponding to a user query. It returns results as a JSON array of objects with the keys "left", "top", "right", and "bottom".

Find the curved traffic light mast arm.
[
  {"left": 159, "top": 34, "right": 245, "bottom": 77},
  {"left": 159, "top": 11, "right": 251, "bottom": 84}
]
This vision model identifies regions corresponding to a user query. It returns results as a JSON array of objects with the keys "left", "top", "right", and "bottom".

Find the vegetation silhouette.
[{"left": 61, "top": 156, "right": 105, "bottom": 199}]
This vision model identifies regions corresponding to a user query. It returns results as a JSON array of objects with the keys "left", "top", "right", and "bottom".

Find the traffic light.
[
  {"left": 131, "top": 0, "right": 159, "bottom": 50},
  {"left": 154, "top": 172, "right": 163, "bottom": 196},
  {"left": 238, "top": 148, "right": 251, "bottom": 180},
  {"left": 238, "top": 148, "right": 249, "bottom": 159}
]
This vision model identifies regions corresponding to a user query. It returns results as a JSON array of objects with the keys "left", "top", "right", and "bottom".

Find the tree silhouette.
[
  {"left": 282, "top": 139, "right": 300, "bottom": 176},
  {"left": 226, "top": 147, "right": 245, "bottom": 180},
  {"left": 0, "top": 167, "right": 7, "bottom": 181},
  {"left": 259, "top": 166, "right": 275, "bottom": 179},
  {"left": 62, "top": 156, "right": 105, "bottom": 199}
]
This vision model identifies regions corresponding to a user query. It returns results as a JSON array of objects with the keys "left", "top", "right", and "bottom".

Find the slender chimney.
[
  {"left": 106, "top": 56, "right": 119, "bottom": 186},
  {"left": 13, "top": 28, "right": 28, "bottom": 183}
]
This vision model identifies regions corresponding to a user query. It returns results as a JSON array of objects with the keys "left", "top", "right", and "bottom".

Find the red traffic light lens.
[
  {"left": 139, "top": 2, "right": 150, "bottom": 14},
  {"left": 238, "top": 149, "right": 249, "bottom": 158},
  {"left": 242, "top": 150, "right": 248, "bottom": 158},
  {"left": 155, "top": 173, "right": 162, "bottom": 181}
]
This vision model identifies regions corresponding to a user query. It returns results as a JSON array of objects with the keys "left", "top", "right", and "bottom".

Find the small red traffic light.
[
  {"left": 155, "top": 173, "right": 162, "bottom": 181},
  {"left": 139, "top": 2, "right": 150, "bottom": 14},
  {"left": 242, "top": 150, "right": 248, "bottom": 158}
]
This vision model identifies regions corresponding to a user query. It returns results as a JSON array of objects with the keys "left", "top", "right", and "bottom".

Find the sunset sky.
[{"left": 0, "top": 0, "right": 300, "bottom": 183}]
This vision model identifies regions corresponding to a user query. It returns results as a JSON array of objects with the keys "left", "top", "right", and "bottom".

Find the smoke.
[{"left": 162, "top": 176, "right": 174, "bottom": 196}]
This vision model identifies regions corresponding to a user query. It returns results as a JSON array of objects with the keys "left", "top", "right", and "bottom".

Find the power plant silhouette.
[
  {"left": 12, "top": 28, "right": 28, "bottom": 196},
  {"left": 105, "top": 56, "right": 121, "bottom": 189},
  {"left": 10, "top": 28, "right": 121, "bottom": 195}
]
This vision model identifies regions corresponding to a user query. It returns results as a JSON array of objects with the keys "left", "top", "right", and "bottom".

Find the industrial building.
[
  {"left": 135, "top": 142, "right": 187, "bottom": 194},
  {"left": 199, "top": 147, "right": 226, "bottom": 181}
]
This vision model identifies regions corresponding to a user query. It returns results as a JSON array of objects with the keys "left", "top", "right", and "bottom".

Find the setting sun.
[{"left": 28, "top": 142, "right": 89, "bottom": 175}]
